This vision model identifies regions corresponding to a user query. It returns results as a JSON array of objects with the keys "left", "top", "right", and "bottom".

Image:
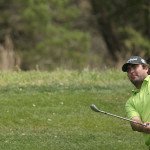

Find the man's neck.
[
  {"left": 133, "top": 75, "right": 148, "bottom": 89},
  {"left": 133, "top": 80, "right": 144, "bottom": 89},
  {"left": 135, "top": 83, "right": 142, "bottom": 89}
]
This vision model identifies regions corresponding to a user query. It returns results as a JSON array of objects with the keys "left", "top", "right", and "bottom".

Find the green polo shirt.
[{"left": 125, "top": 75, "right": 150, "bottom": 147}]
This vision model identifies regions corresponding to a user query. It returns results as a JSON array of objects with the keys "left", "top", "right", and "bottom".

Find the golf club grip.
[{"left": 90, "top": 104, "right": 146, "bottom": 127}]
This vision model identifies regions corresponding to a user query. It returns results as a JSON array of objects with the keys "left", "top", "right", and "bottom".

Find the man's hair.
[
  {"left": 146, "top": 58, "right": 150, "bottom": 75},
  {"left": 146, "top": 58, "right": 150, "bottom": 64}
]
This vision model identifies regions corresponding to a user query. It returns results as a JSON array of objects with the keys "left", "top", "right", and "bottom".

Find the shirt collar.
[
  {"left": 131, "top": 75, "right": 150, "bottom": 94},
  {"left": 132, "top": 89, "right": 139, "bottom": 94},
  {"left": 144, "top": 75, "right": 150, "bottom": 82}
]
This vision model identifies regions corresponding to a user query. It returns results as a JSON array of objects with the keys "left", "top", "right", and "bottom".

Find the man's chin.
[{"left": 131, "top": 79, "right": 142, "bottom": 85}]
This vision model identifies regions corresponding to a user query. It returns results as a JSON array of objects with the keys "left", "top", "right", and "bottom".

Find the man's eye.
[
  {"left": 132, "top": 65, "right": 138, "bottom": 69},
  {"left": 127, "top": 68, "right": 131, "bottom": 72}
]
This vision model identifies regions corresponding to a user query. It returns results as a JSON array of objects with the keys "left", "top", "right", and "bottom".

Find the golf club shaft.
[{"left": 90, "top": 104, "right": 146, "bottom": 127}]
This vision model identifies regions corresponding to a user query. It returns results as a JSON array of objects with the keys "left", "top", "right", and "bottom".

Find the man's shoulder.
[
  {"left": 126, "top": 90, "right": 139, "bottom": 104},
  {"left": 145, "top": 75, "right": 150, "bottom": 82},
  {"left": 144, "top": 75, "right": 150, "bottom": 91}
]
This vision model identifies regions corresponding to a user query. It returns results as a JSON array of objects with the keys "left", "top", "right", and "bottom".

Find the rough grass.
[{"left": 0, "top": 69, "right": 148, "bottom": 150}]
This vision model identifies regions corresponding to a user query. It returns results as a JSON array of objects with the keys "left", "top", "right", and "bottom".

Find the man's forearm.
[{"left": 131, "top": 122, "right": 150, "bottom": 134}]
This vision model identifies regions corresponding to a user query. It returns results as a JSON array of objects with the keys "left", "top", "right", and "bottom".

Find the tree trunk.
[
  {"left": 0, "top": 35, "right": 21, "bottom": 70},
  {"left": 90, "top": 0, "right": 126, "bottom": 63},
  {"left": 144, "top": 0, "right": 150, "bottom": 37}
]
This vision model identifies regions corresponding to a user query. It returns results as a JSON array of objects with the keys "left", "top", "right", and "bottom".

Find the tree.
[
  {"left": 0, "top": 0, "right": 149, "bottom": 70},
  {"left": 90, "top": 0, "right": 150, "bottom": 64},
  {"left": 0, "top": 0, "right": 90, "bottom": 70}
]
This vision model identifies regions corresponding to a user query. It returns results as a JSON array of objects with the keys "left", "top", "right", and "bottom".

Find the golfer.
[{"left": 122, "top": 56, "right": 150, "bottom": 149}]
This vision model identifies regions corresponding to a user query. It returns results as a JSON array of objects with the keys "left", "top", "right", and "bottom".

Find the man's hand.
[
  {"left": 143, "top": 122, "right": 150, "bottom": 134},
  {"left": 130, "top": 116, "right": 150, "bottom": 134}
]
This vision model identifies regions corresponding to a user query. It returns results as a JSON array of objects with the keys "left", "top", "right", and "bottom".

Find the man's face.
[{"left": 127, "top": 64, "right": 148, "bottom": 85}]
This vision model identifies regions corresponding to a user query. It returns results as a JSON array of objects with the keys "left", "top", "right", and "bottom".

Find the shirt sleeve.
[{"left": 125, "top": 98, "right": 140, "bottom": 119}]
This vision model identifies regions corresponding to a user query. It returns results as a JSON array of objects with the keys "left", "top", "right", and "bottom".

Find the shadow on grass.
[{"left": 0, "top": 83, "right": 130, "bottom": 94}]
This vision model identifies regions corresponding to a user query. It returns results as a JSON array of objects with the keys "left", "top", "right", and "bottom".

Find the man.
[{"left": 122, "top": 56, "right": 150, "bottom": 148}]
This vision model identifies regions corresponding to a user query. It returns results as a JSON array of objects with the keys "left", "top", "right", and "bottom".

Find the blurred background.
[{"left": 0, "top": 0, "right": 150, "bottom": 71}]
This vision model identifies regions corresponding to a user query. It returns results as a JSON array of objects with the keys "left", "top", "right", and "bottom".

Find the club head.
[{"left": 90, "top": 104, "right": 100, "bottom": 112}]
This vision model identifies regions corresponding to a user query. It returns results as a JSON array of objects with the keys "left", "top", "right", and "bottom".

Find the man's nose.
[{"left": 130, "top": 68, "right": 134, "bottom": 72}]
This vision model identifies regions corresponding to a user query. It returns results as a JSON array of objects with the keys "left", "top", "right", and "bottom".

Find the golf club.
[{"left": 90, "top": 104, "right": 146, "bottom": 127}]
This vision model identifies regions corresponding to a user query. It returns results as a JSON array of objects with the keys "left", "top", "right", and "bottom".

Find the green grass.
[{"left": 0, "top": 69, "right": 148, "bottom": 150}]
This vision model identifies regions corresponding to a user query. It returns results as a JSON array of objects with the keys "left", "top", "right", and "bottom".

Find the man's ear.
[
  {"left": 145, "top": 58, "right": 150, "bottom": 74},
  {"left": 146, "top": 58, "right": 150, "bottom": 64},
  {"left": 148, "top": 68, "right": 150, "bottom": 75}
]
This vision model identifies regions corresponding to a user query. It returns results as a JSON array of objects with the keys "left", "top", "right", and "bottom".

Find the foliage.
[
  {"left": 0, "top": 0, "right": 150, "bottom": 70},
  {"left": 0, "top": 0, "right": 90, "bottom": 70},
  {"left": 120, "top": 27, "right": 150, "bottom": 53},
  {"left": 90, "top": 0, "right": 150, "bottom": 61}
]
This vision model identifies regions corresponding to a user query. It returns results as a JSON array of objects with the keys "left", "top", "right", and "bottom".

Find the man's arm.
[{"left": 130, "top": 116, "right": 150, "bottom": 133}]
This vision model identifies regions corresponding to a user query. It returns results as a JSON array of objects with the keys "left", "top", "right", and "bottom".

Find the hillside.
[{"left": 0, "top": 69, "right": 147, "bottom": 150}]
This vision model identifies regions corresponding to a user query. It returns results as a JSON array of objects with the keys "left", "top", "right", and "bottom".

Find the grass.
[{"left": 0, "top": 69, "right": 148, "bottom": 150}]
